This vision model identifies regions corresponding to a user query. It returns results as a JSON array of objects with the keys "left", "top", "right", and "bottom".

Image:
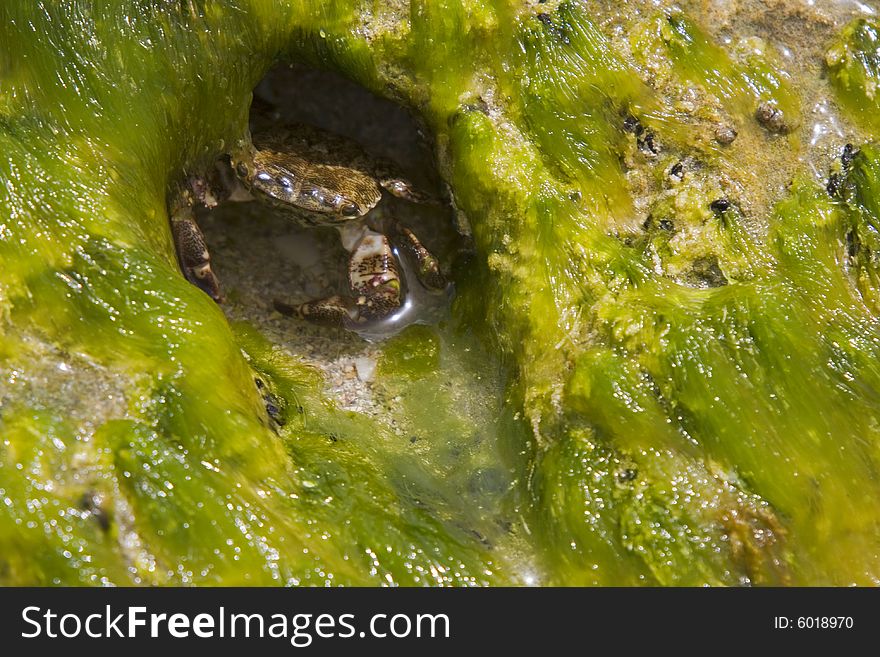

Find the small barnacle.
[
  {"left": 449, "top": 99, "right": 488, "bottom": 127},
  {"left": 536, "top": 12, "right": 571, "bottom": 44},
  {"left": 621, "top": 112, "right": 656, "bottom": 154},
  {"left": 688, "top": 256, "right": 729, "bottom": 288},
  {"left": 827, "top": 144, "right": 859, "bottom": 197},
  {"left": 617, "top": 468, "right": 638, "bottom": 483},
  {"left": 622, "top": 114, "right": 644, "bottom": 135},
  {"left": 637, "top": 130, "right": 658, "bottom": 155},
  {"left": 265, "top": 397, "right": 284, "bottom": 424},
  {"left": 642, "top": 215, "right": 674, "bottom": 232},
  {"left": 846, "top": 229, "right": 860, "bottom": 260},
  {"left": 710, "top": 198, "right": 731, "bottom": 213},
  {"left": 842, "top": 143, "right": 858, "bottom": 167},
  {"left": 827, "top": 172, "right": 842, "bottom": 197},
  {"left": 755, "top": 102, "right": 792, "bottom": 135},
  {"left": 462, "top": 97, "right": 489, "bottom": 115},
  {"left": 255, "top": 377, "right": 286, "bottom": 426},
  {"left": 79, "top": 492, "right": 111, "bottom": 532},
  {"left": 714, "top": 124, "right": 737, "bottom": 145}
]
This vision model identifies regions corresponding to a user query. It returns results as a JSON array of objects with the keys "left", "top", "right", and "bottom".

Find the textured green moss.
[
  {"left": 633, "top": 11, "right": 800, "bottom": 134},
  {"left": 378, "top": 326, "right": 441, "bottom": 379},
  {"left": 827, "top": 18, "right": 880, "bottom": 135},
  {"left": 2, "top": 0, "right": 880, "bottom": 585},
  {"left": 0, "top": 0, "right": 508, "bottom": 585}
]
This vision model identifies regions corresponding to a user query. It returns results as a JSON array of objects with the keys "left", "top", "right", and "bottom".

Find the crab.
[{"left": 169, "top": 108, "right": 447, "bottom": 328}]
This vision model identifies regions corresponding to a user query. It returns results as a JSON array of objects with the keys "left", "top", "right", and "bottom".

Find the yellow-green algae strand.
[
  {"left": 827, "top": 18, "right": 880, "bottom": 136},
  {"left": 0, "top": 0, "right": 505, "bottom": 585},
  {"left": 2, "top": 0, "right": 880, "bottom": 586}
]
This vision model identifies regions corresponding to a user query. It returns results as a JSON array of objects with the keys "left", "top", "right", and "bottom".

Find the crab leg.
[
  {"left": 275, "top": 225, "right": 403, "bottom": 327},
  {"left": 373, "top": 158, "right": 438, "bottom": 205},
  {"left": 170, "top": 201, "right": 223, "bottom": 302},
  {"left": 275, "top": 294, "right": 357, "bottom": 326}
]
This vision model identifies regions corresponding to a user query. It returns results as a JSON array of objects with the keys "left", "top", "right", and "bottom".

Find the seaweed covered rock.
[{"left": 2, "top": 0, "right": 880, "bottom": 585}]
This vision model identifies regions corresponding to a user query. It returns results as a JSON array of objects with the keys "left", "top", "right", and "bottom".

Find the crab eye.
[
  {"left": 341, "top": 203, "right": 360, "bottom": 217},
  {"left": 236, "top": 162, "right": 249, "bottom": 179}
]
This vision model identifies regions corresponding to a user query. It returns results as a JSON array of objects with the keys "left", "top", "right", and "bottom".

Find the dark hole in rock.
[{"left": 198, "top": 64, "right": 463, "bottom": 345}]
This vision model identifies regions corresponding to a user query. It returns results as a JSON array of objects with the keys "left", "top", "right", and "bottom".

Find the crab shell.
[{"left": 228, "top": 127, "right": 384, "bottom": 225}]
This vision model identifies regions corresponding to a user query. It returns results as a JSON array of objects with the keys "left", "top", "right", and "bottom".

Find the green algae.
[
  {"left": 373, "top": 323, "right": 526, "bottom": 561},
  {"left": 378, "top": 325, "right": 441, "bottom": 379},
  {"left": 632, "top": 11, "right": 800, "bottom": 135},
  {"left": 2, "top": 0, "right": 880, "bottom": 586},
  {"left": 445, "top": 4, "right": 880, "bottom": 584},
  {"left": 0, "top": 0, "right": 508, "bottom": 585},
  {"left": 827, "top": 18, "right": 880, "bottom": 136}
]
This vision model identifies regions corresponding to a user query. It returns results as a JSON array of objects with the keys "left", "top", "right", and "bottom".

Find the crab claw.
[
  {"left": 347, "top": 231, "right": 403, "bottom": 321},
  {"left": 394, "top": 224, "right": 447, "bottom": 290}
]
